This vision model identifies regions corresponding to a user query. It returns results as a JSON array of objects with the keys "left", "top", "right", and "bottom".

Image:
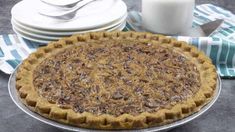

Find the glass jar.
[{"left": 142, "top": 0, "right": 195, "bottom": 35}]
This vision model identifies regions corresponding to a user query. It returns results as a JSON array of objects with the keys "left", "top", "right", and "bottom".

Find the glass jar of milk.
[{"left": 142, "top": 0, "right": 195, "bottom": 35}]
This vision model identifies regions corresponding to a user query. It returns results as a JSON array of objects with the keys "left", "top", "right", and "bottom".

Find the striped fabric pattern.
[
  {"left": 0, "top": 4, "right": 234, "bottom": 78},
  {"left": 0, "top": 34, "right": 37, "bottom": 74}
]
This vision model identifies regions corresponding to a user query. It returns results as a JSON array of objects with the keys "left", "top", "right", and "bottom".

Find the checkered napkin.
[{"left": 0, "top": 4, "right": 235, "bottom": 78}]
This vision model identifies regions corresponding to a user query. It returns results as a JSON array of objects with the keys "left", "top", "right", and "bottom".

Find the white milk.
[{"left": 142, "top": 0, "right": 195, "bottom": 35}]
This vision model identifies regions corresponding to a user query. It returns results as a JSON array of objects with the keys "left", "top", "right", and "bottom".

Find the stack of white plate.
[{"left": 11, "top": 0, "right": 127, "bottom": 44}]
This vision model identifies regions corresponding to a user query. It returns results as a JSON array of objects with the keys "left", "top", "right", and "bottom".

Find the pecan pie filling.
[{"left": 33, "top": 39, "right": 201, "bottom": 116}]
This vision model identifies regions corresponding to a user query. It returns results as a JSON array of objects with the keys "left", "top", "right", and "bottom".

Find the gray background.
[{"left": 0, "top": 0, "right": 235, "bottom": 132}]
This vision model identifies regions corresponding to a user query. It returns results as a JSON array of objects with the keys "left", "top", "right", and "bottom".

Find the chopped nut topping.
[
  {"left": 112, "top": 91, "right": 123, "bottom": 100},
  {"left": 33, "top": 39, "right": 201, "bottom": 116},
  {"left": 144, "top": 99, "right": 159, "bottom": 108}
]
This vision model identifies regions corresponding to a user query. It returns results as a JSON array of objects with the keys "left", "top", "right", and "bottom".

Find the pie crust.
[{"left": 16, "top": 32, "right": 217, "bottom": 129}]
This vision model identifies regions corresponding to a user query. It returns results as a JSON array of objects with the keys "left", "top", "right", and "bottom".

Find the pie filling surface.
[{"left": 33, "top": 39, "right": 201, "bottom": 117}]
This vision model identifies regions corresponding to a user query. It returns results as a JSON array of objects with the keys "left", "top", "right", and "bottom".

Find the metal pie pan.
[{"left": 8, "top": 68, "right": 221, "bottom": 132}]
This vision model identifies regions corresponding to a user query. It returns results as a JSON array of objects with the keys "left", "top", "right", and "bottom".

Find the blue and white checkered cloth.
[{"left": 0, "top": 4, "right": 235, "bottom": 78}]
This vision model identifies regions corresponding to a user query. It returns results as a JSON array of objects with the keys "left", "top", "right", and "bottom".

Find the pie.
[{"left": 16, "top": 31, "right": 217, "bottom": 129}]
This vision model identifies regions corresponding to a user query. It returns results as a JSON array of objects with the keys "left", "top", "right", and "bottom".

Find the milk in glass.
[{"left": 142, "top": 0, "right": 195, "bottom": 35}]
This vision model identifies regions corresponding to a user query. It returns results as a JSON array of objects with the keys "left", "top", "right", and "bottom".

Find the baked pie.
[{"left": 16, "top": 32, "right": 217, "bottom": 129}]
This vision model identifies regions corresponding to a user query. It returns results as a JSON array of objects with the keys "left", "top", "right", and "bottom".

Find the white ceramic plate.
[
  {"left": 13, "top": 27, "right": 54, "bottom": 44},
  {"left": 13, "top": 21, "right": 126, "bottom": 44},
  {"left": 13, "top": 25, "right": 60, "bottom": 40},
  {"left": 11, "top": 13, "right": 127, "bottom": 36},
  {"left": 107, "top": 21, "right": 126, "bottom": 32},
  {"left": 40, "top": 0, "right": 83, "bottom": 6},
  {"left": 12, "top": 20, "right": 126, "bottom": 40},
  {"left": 11, "top": 0, "right": 127, "bottom": 31}
]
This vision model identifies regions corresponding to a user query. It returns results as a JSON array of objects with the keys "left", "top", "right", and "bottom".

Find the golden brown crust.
[{"left": 16, "top": 31, "right": 217, "bottom": 129}]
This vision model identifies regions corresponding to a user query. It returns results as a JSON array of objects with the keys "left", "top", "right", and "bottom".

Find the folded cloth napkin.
[{"left": 0, "top": 4, "right": 234, "bottom": 78}]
